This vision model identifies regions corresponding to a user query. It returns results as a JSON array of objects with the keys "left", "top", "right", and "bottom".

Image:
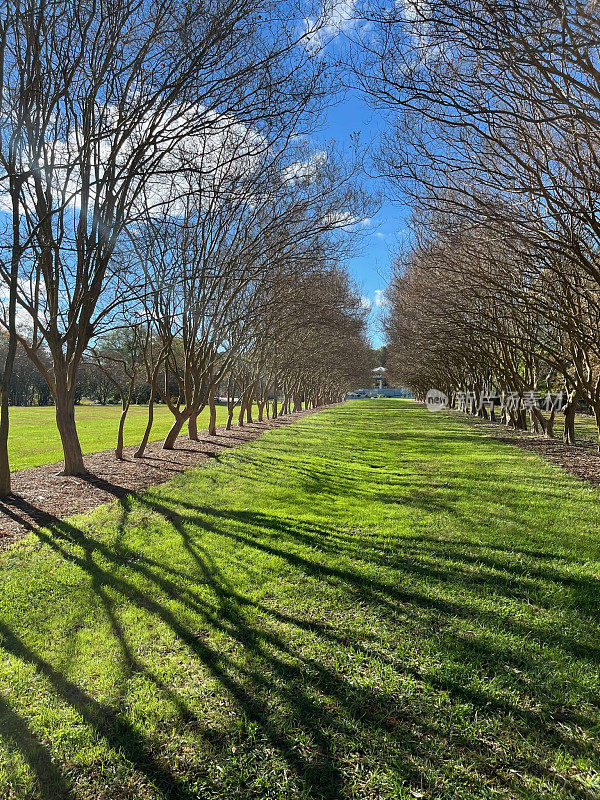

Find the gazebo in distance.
[
  {"left": 346, "top": 367, "right": 412, "bottom": 399},
  {"left": 373, "top": 366, "right": 386, "bottom": 390}
]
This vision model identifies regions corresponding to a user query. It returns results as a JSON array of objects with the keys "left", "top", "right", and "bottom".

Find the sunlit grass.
[
  {"left": 0, "top": 399, "right": 598, "bottom": 798},
  {"left": 6, "top": 404, "right": 234, "bottom": 471}
]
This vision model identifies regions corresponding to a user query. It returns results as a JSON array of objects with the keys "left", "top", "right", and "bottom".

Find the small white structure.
[{"left": 372, "top": 366, "right": 386, "bottom": 390}]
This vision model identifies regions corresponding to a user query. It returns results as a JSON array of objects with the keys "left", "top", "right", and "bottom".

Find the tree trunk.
[
  {"left": 594, "top": 403, "right": 600, "bottom": 454},
  {"left": 208, "top": 385, "right": 217, "bottom": 436},
  {"left": 0, "top": 178, "right": 25, "bottom": 495},
  {"left": 0, "top": 385, "right": 12, "bottom": 496},
  {"left": 115, "top": 381, "right": 134, "bottom": 460},
  {"left": 163, "top": 408, "right": 191, "bottom": 450},
  {"left": 188, "top": 411, "right": 199, "bottom": 441},
  {"left": 545, "top": 408, "right": 555, "bottom": 439},
  {"left": 529, "top": 408, "right": 540, "bottom": 434},
  {"left": 55, "top": 379, "right": 86, "bottom": 475},
  {"left": 226, "top": 409, "right": 234, "bottom": 430},
  {"left": 116, "top": 406, "right": 128, "bottom": 459},
  {"left": 135, "top": 386, "right": 156, "bottom": 458},
  {"left": 563, "top": 396, "right": 577, "bottom": 445}
]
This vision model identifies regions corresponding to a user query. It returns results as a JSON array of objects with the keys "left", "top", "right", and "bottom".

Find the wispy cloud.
[
  {"left": 282, "top": 150, "right": 328, "bottom": 185},
  {"left": 303, "top": 0, "right": 358, "bottom": 52},
  {"left": 374, "top": 289, "right": 387, "bottom": 307},
  {"left": 322, "top": 211, "right": 371, "bottom": 231}
]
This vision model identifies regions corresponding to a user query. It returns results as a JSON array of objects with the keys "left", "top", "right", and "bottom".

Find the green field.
[
  {"left": 0, "top": 400, "right": 599, "bottom": 799},
  {"left": 5, "top": 401, "right": 600, "bottom": 473},
  {"left": 6, "top": 404, "right": 234, "bottom": 471}
]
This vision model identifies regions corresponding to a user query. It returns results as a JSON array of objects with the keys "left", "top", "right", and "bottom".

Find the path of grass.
[
  {"left": 0, "top": 400, "right": 599, "bottom": 799},
  {"left": 5, "top": 401, "right": 599, "bottom": 473},
  {"left": 6, "top": 405, "right": 233, "bottom": 471}
]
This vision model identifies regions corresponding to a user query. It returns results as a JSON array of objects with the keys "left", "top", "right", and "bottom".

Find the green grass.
[
  {"left": 6, "top": 402, "right": 598, "bottom": 474},
  {"left": 6, "top": 404, "right": 233, "bottom": 471},
  {"left": 531, "top": 411, "right": 598, "bottom": 444},
  {"left": 573, "top": 414, "right": 599, "bottom": 444},
  {"left": 0, "top": 399, "right": 599, "bottom": 799}
]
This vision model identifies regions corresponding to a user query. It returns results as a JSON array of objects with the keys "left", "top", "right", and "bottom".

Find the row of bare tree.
[
  {"left": 361, "top": 0, "right": 600, "bottom": 446},
  {"left": 0, "top": 0, "right": 374, "bottom": 492}
]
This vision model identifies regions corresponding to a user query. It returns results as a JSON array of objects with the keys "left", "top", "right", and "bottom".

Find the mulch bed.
[
  {"left": 454, "top": 411, "right": 600, "bottom": 487},
  {"left": 0, "top": 408, "right": 322, "bottom": 551}
]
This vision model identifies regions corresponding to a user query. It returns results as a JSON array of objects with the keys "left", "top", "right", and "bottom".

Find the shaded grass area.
[
  {"left": 0, "top": 399, "right": 599, "bottom": 799},
  {"left": 571, "top": 414, "right": 599, "bottom": 445},
  {"left": 515, "top": 410, "right": 597, "bottom": 445},
  {"left": 7, "top": 405, "right": 233, "bottom": 471}
]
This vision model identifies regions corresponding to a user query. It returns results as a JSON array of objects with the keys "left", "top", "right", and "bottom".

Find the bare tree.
[{"left": 0, "top": 0, "right": 330, "bottom": 475}]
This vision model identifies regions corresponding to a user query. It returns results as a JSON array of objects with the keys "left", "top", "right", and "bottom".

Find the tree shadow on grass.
[
  {"left": 0, "top": 501, "right": 352, "bottom": 798},
  {"left": 0, "top": 490, "right": 598, "bottom": 798},
  {"left": 0, "top": 692, "right": 74, "bottom": 800}
]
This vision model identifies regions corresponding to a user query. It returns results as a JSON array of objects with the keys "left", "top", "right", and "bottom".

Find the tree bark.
[
  {"left": 0, "top": 178, "right": 22, "bottom": 495},
  {"left": 208, "top": 384, "right": 217, "bottom": 436},
  {"left": 563, "top": 395, "right": 577, "bottom": 445},
  {"left": 116, "top": 406, "right": 128, "bottom": 460},
  {"left": 594, "top": 403, "right": 600, "bottom": 454},
  {"left": 55, "top": 379, "right": 86, "bottom": 475},
  {"left": 115, "top": 381, "right": 134, "bottom": 460},
  {"left": 163, "top": 408, "right": 191, "bottom": 450},
  {"left": 188, "top": 411, "right": 199, "bottom": 441},
  {"left": 135, "top": 387, "right": 156, "bottom": 458},
  {"left": 544, "top": 407, "right": 555, "bottom": 439},
  {"left": 529, "top": 408, "right": 540, "bottom": 434}
]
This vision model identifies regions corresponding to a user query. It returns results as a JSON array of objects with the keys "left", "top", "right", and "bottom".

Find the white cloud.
[
  {"left": 0, "top": 276, "right": 46, "bottom": 334},
  {"left": 282, "top": 150, "right": 328, "bottom": 186},
  {"left": 360, "top": 295, "right": 372, "bottom": 310},
  {"left": 397, "top": 0, "right": 429, "bottom": 23},
  {"left": 0, "top": 103, "right": 266, "bottom": 221},
  {"left": 322, "top": 211, "right": 371, "bottom": 231},
  {"left": 396, "top": 0, "right": 440, "bottom": 56},
  {"left": 303, "top": 0, "right": 358, "bottom": 52},
  {"left": 374, "top": 231, "right": 386, "bottom": 239},
  {"left": 374, "top": 289, "right": 387, "bottom": 307}
]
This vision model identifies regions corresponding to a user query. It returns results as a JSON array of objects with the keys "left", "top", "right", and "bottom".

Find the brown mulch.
[
  {"left": 0, "top": 408, "right": 322, "bottom": 551},
  {"left": 454, "top": 411, "right": 600, "bottom": 487}
]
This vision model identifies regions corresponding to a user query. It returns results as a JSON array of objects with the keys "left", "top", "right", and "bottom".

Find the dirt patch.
[
  {"left": 454, "top": 411, "right": 600, "bottom": 487},
  {"left": 0, "top": 408, "right": 324, "bottom": 550}
]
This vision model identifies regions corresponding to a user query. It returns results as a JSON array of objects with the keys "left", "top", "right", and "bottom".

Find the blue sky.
[{"left": 313, "top": 87, "right": 408, "bottom": 347}]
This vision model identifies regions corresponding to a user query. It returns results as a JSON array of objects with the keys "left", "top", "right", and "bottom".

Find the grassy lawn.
[
  {"left": 572, "top": 414, "right": 599, "bottom": 445},
  {"left": 0, "top": 399, "right": 599, "bottom": 799},
  {"left": 6, "top": 404, "right": 233, "bottom": 471},
  {"left": 6, "top": 401, "right": 598, "bottom": 474}
]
